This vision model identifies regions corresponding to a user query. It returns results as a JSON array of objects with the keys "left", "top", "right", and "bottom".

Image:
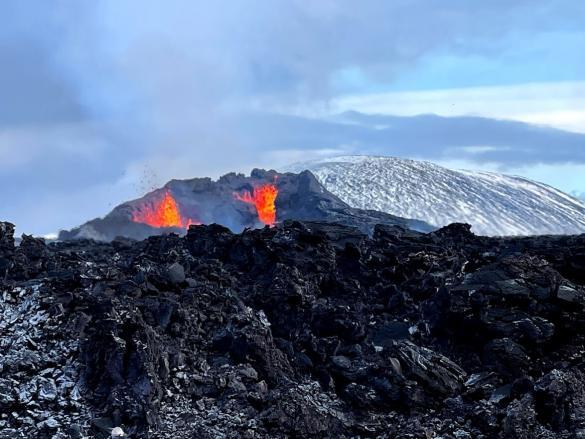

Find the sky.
[{"left": 1, "top": 0, "right": 585, "bottom": 235}]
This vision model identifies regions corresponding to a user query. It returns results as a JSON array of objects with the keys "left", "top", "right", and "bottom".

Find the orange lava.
[
  {"left": 131, "top": 190, "right": 198, "bottom": 229},
  {"left": 235, "top": 183, "right": 278, "bottom": 226}
]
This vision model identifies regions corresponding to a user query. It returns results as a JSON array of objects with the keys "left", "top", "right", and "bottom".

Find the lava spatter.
[
  {"left": 234, "top": 183, "right": 278, "bottom": 226},
  {"left": 131, "top": 190, "right": 198, "bottom": 229}
]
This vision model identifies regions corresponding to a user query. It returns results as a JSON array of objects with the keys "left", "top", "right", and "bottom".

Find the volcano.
[{"left": 59, "top": 169, "right": 434, "bottom": 241}]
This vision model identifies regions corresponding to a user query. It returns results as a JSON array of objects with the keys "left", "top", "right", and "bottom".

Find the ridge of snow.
[{"left": 284, "top": 155, "right": 585, "bottom": 236}]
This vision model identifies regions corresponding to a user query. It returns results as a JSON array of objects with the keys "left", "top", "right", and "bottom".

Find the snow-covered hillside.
[{"left": 285, "top": 156, "right": 585, "bottom": 236}]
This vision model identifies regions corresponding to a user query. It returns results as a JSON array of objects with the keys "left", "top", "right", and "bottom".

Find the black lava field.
[{"left": 2, "top": 220, "right": 585, "bottom": 438}]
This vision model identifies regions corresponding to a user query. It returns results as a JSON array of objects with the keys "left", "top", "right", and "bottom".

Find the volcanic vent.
[
  {"left": 60, "top": 169, "right": 434, "bottom": 241},
  {"left": 131, "top": 190, "right": 199, "bottom": 229},
  {"left": 234, "top": 183, "right": 278, "bottom": 226}
]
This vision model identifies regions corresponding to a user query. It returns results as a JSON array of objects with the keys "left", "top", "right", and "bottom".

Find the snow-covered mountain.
[{"left": 285, "top": 156, "right": 585, "bottom": 236}]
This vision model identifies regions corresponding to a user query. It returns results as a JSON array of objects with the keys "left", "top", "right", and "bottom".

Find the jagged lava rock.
[{"left": 2, "top": 219, "right": 585, "bottom": 438}]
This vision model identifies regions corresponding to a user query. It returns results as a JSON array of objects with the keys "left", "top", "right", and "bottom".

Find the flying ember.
[
  {"left": 235, "top": 183, "right": 278, "bottom": 226},
  {"left": 131, "top": 190, "right": 198, "bottom": 229}
]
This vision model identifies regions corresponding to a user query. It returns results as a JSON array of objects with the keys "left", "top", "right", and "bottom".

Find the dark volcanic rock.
[
  {"left": 59, "top": 169, "right": 434, "bottom": 241},
  {"left": 0, "top": 221, "right": 14, "bottom": 251},
  {"left": 0, "top": 221, "right": 15, "bottom": 277},
  {"left": 389, "top": 340, "right": 467, "bottom": 396},
  {"left": 3, "top": 219, "right": 585, "bottom": 437}
]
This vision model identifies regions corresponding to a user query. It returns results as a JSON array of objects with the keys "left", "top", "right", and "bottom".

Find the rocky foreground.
[{"left": 2, "top": 220, "right": 585, "bottom": 438}]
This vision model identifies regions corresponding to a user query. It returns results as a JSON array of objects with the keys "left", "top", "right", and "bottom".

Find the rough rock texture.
[
  {"left": 3, "top": 219, "right": 585, "bottom": 438},
  {"left": 58, "top": 169, "right": 434, "bottom": 242}
]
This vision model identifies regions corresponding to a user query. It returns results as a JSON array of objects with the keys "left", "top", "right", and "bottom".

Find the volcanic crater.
[{"left": 59, "top": 169, "right": 434, "bottom": 242}]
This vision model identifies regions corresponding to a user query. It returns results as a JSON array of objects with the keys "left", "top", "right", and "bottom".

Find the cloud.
[
  {"left": 234, "top": 111, "right": 585, "bottom": 168},
  {"left": 329, "top": 81, "right": 585, "bottom": 133},
  {"left": 0, "top": 42, "right": 85, "bottom": 128},
  {"left": 1, "top": 0, "right": 585, "bottom": 235}
]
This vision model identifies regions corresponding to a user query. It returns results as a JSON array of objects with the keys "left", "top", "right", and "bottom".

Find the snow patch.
[{"left": 284, "top": 155, "right": 585, "bottom": 236}]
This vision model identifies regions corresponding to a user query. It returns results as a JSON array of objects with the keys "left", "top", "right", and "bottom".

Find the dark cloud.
[
  {"left": 235, "top": 111, "right": 585, "bottom": 167},
  {"left": 0, "top": 42, "right": 85, "bottom": 127}
]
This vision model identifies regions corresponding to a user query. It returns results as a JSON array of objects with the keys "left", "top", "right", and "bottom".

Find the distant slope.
[{"left": 286, "top": 156, "right": 585, "bottom": 236}]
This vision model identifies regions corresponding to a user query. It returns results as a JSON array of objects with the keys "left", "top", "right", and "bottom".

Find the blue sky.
[
  {"left": 1, "top": 1, "right": 585, "bottom": 235},
  {"left": 332, "top": 29, "right": 585, "bottom": 93}
]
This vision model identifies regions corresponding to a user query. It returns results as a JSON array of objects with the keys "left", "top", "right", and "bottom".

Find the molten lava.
[
  {"left": 235, "top": 183, "right": 278, "bottom": 226},
  {"left": 131, "top": 190, "right": 198, "bottom": 229}
]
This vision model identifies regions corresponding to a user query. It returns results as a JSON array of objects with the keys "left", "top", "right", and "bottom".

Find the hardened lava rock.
[{"left": 2, "top": 219, "right": 585, "bottom": 438}]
